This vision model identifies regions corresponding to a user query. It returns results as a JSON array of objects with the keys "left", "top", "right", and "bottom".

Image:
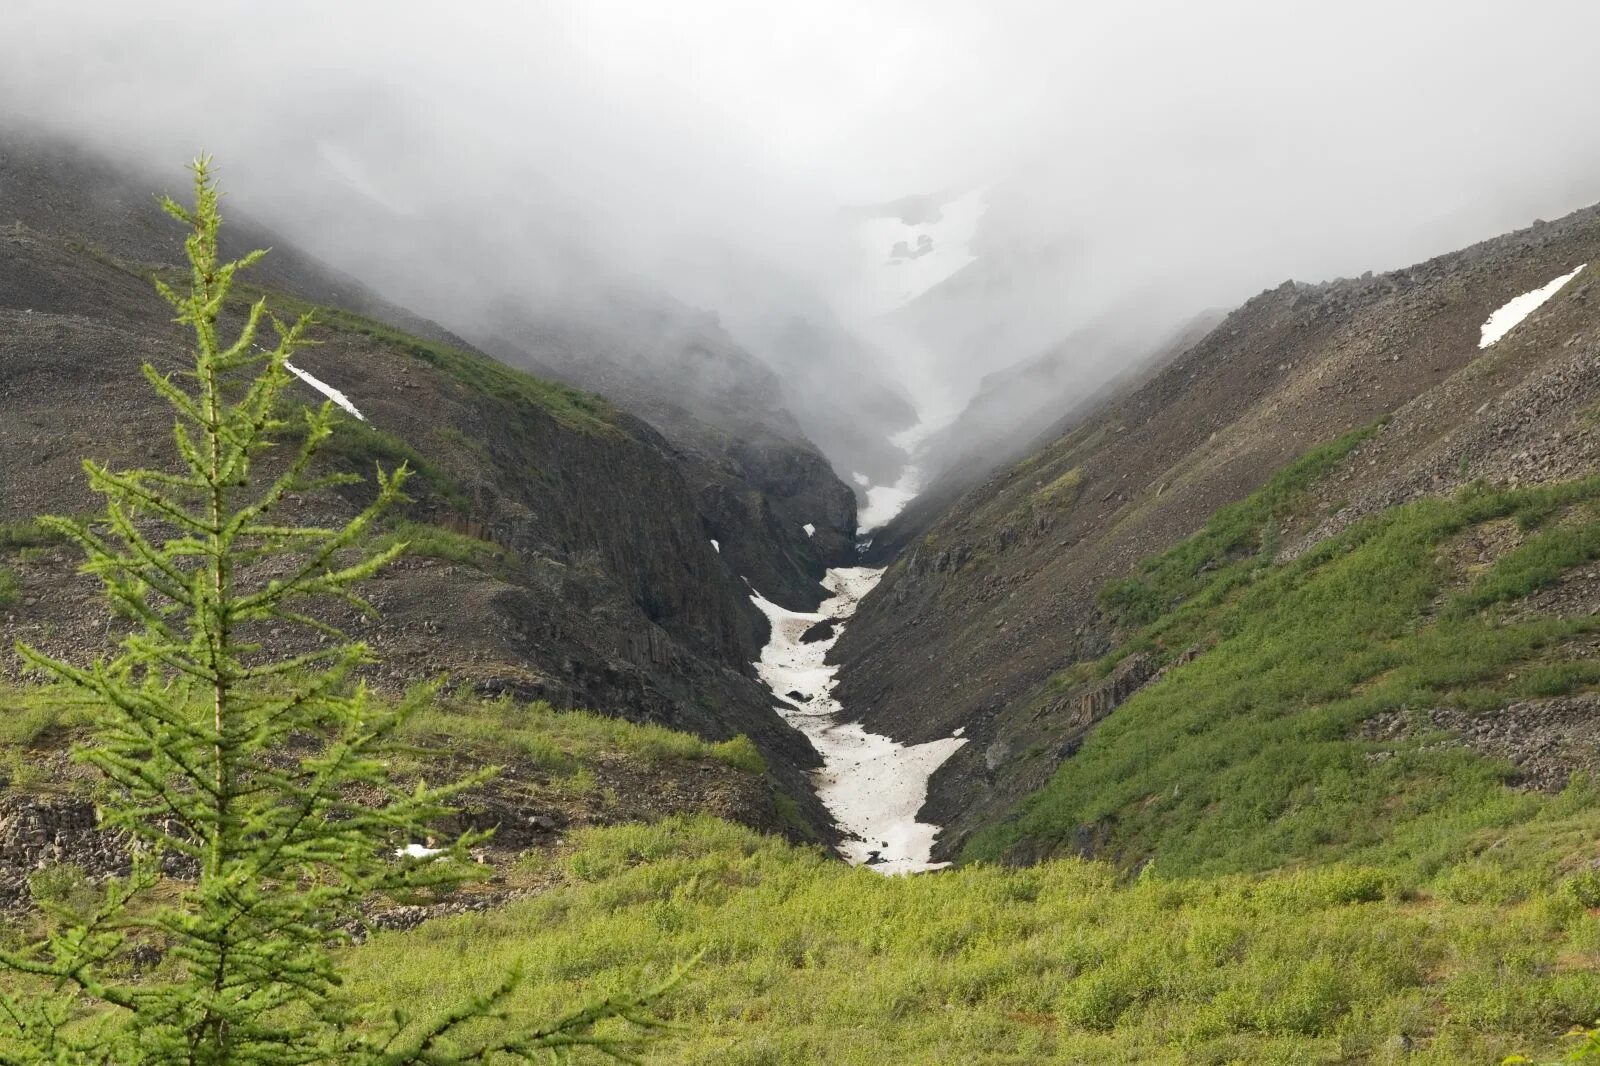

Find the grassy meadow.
[{"left": 343, "top": 816, "right": 1600, "bottom": 1064}]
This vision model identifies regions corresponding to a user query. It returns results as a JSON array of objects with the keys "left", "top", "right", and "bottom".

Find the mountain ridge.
[{"left": 837, "top": 193, "right": 1600, "bottom": 863}]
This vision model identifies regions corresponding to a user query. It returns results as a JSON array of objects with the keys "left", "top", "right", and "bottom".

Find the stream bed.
[{"left": 749, "top": 567, "right": 966, "bottom": 874}]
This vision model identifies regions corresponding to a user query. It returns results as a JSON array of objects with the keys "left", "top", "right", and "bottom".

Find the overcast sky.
[{"left": 5, "top": 0, "right": 1600, "bottom": 422}]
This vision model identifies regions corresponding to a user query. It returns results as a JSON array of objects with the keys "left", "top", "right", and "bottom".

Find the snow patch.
[
  {"left": 803, "top": 523, "right": 816, "bottom": 537},
  {"left": 710, "top": 538, "right": 721, "bottom": 553},
  {"left": 952, "top": 726, "right": 965, "bottom": 737},
  {"left": 857, "top": 472, "right": 921, "bottom": 533},
  {"left": 1479, "top": 265, "right": 1586, "bottom": 349},
  {"left": 286, "top": 361, "right": 366, "bottom": 421},
  {"left": 395, "top": 843, "right": 443, "bottom": 860},
  {"left": 857, "top": 188, "right": 988, "bottom": 314},
  {"left": 749, "top": 567, "right": 966, "bottom": 874},
  {"left": 851, "top": 471, "right": 872, "bottom": 488},
  {"left": 853, "top": 412, "right": 960, "bottom": 535}
]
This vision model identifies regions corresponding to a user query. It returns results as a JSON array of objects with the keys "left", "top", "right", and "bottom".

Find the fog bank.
[{"left": 5, "top": 0, "right": 1600, "bottom": 452}]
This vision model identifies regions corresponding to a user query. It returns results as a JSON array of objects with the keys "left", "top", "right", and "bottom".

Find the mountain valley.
[{"left": 5, "top": 128, "right": 1600, "bottom": 1062}]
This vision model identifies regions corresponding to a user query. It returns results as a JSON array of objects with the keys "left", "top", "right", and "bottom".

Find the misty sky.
[{"left": 5, "top": 0, "right": 1600, "bottom": 424}]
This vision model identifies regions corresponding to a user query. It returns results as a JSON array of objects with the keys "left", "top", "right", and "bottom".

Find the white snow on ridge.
[
  {"left": 286, "top": 361, "right": 366, "bottom": 421},
  {"left": 857, "top": 187, "right": 987, "bottom": 315},
  {"left": 749, "top": 567, "right": 966, "bottom": 874},
  {"left": 1479, "top": 264, "right": 1586, "bottom": 349}
]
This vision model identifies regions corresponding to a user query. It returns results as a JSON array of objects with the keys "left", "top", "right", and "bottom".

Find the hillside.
[
  {"left": 478, "top": 296, "right": 860, "bottom": 610},
  {"left": 0, "top": 139, "right": 856, "bottom": 838},
  {"left": 838, "top": 197, "right": 1600, "bottom": 867},
  {"left": 7, "top": 137, "right": 1600, "bottom": 1062}
]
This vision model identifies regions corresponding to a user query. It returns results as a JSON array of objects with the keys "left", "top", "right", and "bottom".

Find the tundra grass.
[
  {"left": 0, "top": 685, "right": 762, "bottom": 778},
  {"left": 0, "top": 685, "right": 95, "bottom": 746},
  {"left": 1098, "top": 418, "right": 1386, "bottom": 629},
  {"left": 397, "top": 694, "right": 764, "bottom": 775},
  {"left": 0, "top": 520, "right": 66, "bottom": 552},
  {"left": 969, "top": 469, "right": 1600, "bottom": 877},
  {"left": 342, "top": 815, "right": 1600, "bottom": 1064},
  {"left": 370, "top": 519, "right": 505, "bottom": 569}
]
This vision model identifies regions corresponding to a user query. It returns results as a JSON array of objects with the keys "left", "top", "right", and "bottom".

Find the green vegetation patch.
[
  {"left": 371, "top": 519, "right": 505, "bottom": 570},
  {"left": 1031, "top": 465, "right": 1084, "bottom": 508},
  {"left": 0, "top": 685, "right": 95, "bottom": 748},
  {"left": 0, "top": 683, "right": 762, "bottom": 781},
  {"left": 323, "top": 308, "right": 615, "bottom": 436},
  {"left": 1099, "top": 419, "right": 1385, "bottom": 628},
  {"left": 272, "top": 394, "right": 468, "bottom": 511},
  {"left": 107, "top": 238, "right": 614, "bottom": 438},
  {"left": 344, "top": 816, "right": 1600, "bottom": 1064},
  {"left": 0, "top": 520, "right": 67, "bottom": 552},
  {"left": 970, "top": 468, "right": 1600, "bottom": 877},
  {"left": 397, "top": 693, "right": 766, "bottom": 776}
]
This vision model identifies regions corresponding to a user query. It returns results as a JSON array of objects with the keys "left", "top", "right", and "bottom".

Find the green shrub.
[
  {"left": 27, "top": 863, "right": 97, "bottom": 915},
  {"left": 373, "top": 519, "right": 503, "bottom": 569},
  {"left": 0, "top": 519, "right": 66, "bottom": 551},
  {"left": 1561, "top": 869, "right": 1600, "bottom": 908},
  {"left": 398, "top": 695, "right": 766, "bottom": 775},
  {"left": 276, "top": 396, "right": 467, "bottom": 509},
  {"left": 1455, "top": 511, "right": 1600, "bottom": 612},
  {"left": 0, "top": 687, "right": 94, "bottom": 745}
]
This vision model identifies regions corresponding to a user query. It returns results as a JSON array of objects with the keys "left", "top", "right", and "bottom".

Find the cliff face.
[
  {"left": 835, "top": 199, "right": 1600, "bottom": 859},
  {"left": 479, "top": 299, "right": 859, "bottom": 612},
  {"left": 0, "top": 142, "right": 850, "bottom": 834}
]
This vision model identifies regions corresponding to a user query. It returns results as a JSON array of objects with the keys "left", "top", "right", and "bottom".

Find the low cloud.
[{"left": 4, "top": 0, "right": 1599, "bottom": 437}]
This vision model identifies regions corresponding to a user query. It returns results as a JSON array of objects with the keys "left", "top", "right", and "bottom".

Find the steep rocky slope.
[
  {"left": 479, "top": 297, "right": 858, "bottom": 610},
  {"left": 864, "top": 308, "right": 1226, "bottom": 562},
  {"left": 0, "top": 141, "right": 855, "bottom": 835},
  {"left": 2, "top": 128, "right": 860, "bottom": 612},
  {"left": 837, "top": 199, "right": 1600, "bottom": 860}
]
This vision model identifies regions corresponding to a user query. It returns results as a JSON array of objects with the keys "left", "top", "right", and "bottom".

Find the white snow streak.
[
  {"left": 854, "top": 414, "right": 962, "bottom": 535},
  {"left": 1479, "top": 265, "right": 1586, "bottom": 349},
  {"left": 710, "top": 538, "right": 721, "bottom": 553},
  {"left": 750, "top": 567, "right": 966, "bottom": 874},
  {"left": 286, "top": 361, "right": 366, "bottom": 421},
  {"left": 857, "top": 472, "right": 921, "bottom": 533}
]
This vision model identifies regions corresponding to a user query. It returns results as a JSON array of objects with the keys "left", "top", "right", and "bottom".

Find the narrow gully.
[{"left": 748, "top": 567, "right": 966, "bottom": 874}]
